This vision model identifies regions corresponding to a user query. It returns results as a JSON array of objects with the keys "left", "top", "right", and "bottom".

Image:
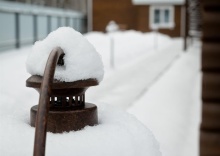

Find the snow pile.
[
  {"left": 45, "top": 105, "right": 161, "bottom": 156},
  {"left": 26, "top": 27, "right": 104, "bottom": 82},
  {"left": 128, "top": 44, "right": 201, "bottom": 156},
  {"left": 0, "top": 95, "right": 161, "bottom": 156},
  {"left": 106, "top": 21, "right": 119, "bottom": 32}
]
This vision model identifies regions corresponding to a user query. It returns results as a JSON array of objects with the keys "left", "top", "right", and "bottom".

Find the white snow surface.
[
  {"left": 128, "top": 43, "right": 202, "bottom": 156},
  {"left": 85, "top": 30, "right": 172, "bottom": 70},
  {"left": 26, "top": 27, "right": 104, "bottom": 82},
  {"left": 0, "top": 30, "right": 165, "bottom": 156},
  {"left": 0, "top": 30, "right": 201, "bottom": 156},
  {"left": 0, "top": 101, "right": 161, "bottom": 156},
  {"left": 105, "top": 21, "right": 119, "bottom": 32},
  {"left": 86, "top": 39, "right": 182, "bottom": 109}
]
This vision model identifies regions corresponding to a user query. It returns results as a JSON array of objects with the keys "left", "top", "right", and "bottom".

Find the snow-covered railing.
[{"left": 0, "top": 1, "right": 86, "bottom": 51}]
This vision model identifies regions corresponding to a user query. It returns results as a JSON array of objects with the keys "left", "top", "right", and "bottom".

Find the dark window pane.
[
  {"left": 154, "top": 9, "right": 160, "bottom": 24},
  {"left": 164, "top": 9, "right": 170, "bottom": 23}
]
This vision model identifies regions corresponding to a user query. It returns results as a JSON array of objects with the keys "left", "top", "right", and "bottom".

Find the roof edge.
[{"left": 132, "top": 0, "right": 185, "bottom": 5}]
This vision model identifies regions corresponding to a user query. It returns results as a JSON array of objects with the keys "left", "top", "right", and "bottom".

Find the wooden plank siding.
[
  {"left": 93, "top": 0, "right": 183, "bottom": 37},
  {"left": 92, "top": 0, "right": 136, "bottom": 32},
  {"left": 200, "top": 0, "right": 220, "bottom": 155}
]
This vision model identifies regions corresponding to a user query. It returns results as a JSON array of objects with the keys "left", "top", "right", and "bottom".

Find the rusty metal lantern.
[{"left": 26, "top": 47, "right": 99, "bottom": 156}]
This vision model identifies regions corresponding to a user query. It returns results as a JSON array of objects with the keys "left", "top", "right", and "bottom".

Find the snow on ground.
[
  {"left": 85, "top": 30, "right": 172, "bottom": 70},
  {"left": 0, "top": 30, "right": 201, "bottom": 156},
  {"left": 0, "top": 30, "right": 171, "bottom": 156},
  {"left": 0, "top": 101, "right": 161, "bottom": 156},
  {"left": 86, "top": 38, "right": 182, "bottom": 109},
  {"left": 128, "top": 42, "right": 202, "bottom": 156}
]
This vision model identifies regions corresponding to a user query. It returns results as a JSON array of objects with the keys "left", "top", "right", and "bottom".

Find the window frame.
[{"left": 149, "top": 5, "right": 175, "bottom": 30}]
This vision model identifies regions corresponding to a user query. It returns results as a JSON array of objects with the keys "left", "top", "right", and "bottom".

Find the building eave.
[{"left": 132, "top": 0, "right": 185, "bottom": 5}]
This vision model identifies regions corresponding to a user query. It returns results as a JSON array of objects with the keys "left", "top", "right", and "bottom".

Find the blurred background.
[
  {"left": 1, "top": 0, "right": 220, "bottom": 156},
  {"left": 0, "top": 0, "right": 202, "bottom": 51},
  {"left": 0, "top": 0, "right": 87, "bottom": 51}
]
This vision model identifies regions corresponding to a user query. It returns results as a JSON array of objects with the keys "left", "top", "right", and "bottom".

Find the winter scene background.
[{"left": 0, "top": 0, "right": 203, "bottom": 156}]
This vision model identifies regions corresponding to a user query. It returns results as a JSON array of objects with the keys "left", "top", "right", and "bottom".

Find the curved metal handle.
[{"left": 33, "top": 47, "right": 64, "bottom": 156}]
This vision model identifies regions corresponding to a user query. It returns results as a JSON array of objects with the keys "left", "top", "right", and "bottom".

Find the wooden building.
[
  {"left": 92, "top": 0, "right": 185, "bottom": 37},
  {"left": 200, "top": 0, "right": 220, "bottom": 155}
]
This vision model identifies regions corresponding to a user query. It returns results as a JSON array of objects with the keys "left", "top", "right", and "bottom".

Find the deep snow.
[
  {"left": 0, "top": 102, "right": 161, "bottom": 156},
  {"left": 0, "top": 30, "right": 201, "bottom": 156},
  {"left": 128, "top": 42, "right": 202, "bottom": 156}
]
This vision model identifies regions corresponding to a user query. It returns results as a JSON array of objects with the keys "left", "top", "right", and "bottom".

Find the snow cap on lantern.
[
  {"left": 26, "top": 27, "right": 104, "bottom": 133},
  {"left": 26, "top": 27, "right": 104, "bottom": 82}
]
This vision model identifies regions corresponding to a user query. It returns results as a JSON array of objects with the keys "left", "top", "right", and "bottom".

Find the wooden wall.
[
  {"left": 93, "top": 0, "right": 182, "bottom": 37},
  {"left": 92, "top": 0, "right": 136, "bottom": 31},
  {"left": 135, "top": 5, "right": 150, "bottom": 32},
  {"left": 200, "top": 0, "right": 220, "bottom": 155}
]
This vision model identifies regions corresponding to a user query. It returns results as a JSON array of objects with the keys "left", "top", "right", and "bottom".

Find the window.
[{"left": 149, "top": 6, "right": 174, "bottom": 29}]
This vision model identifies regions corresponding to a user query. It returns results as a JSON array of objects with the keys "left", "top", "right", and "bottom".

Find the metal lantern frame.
[{"left": 26, "top": 47, "right": 98, "bottom": 156}]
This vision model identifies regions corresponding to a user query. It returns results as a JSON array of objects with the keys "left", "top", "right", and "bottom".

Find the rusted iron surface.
[
  {"left": 26, "top": 75, "right": 98, "bottom": 89},
  {"left": 31, "top": 103, "right": 98, "bottom": 133},
  {"left": 33, "top": 47, "right": 64, "bottom": 156},
  {"left": 27, "top": 47, "right": 99, "bottom": 156}
]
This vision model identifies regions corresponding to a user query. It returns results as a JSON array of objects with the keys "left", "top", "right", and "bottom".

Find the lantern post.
[{"left": 26, "top": 47, "right": 99, "bottom": 156}]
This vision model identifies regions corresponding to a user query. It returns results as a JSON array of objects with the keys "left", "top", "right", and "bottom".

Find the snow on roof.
[
  {"left": 132, "top": 0, "right": 185, "bottom": 5},
  {"left": 26, "top": 27, "right": 104, "bottom": 82}
]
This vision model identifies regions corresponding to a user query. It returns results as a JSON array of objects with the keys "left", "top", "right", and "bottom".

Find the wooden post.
[
  {"left": 33, "top": 14, "right": 38, "bottom": 43},
  {"left": 15, "top": 12, "right": 20, "bottom": 48},
  {"left": 183, "top": 0, "right": 188, "bottom": 51},
  {"left": 33, "top": 47, "right": 64, "bottom": 156},
  {"left": 110, "top": 36, "right": 115, "bottom": 69},
  {"left": 47, "top": 15, "right": 51, "bottom": 34},
  {"left": 57, "top": 16, "right": 61, "bottom": 27},
  {"left": 26, "top": 47, "right": 99, "bottom": 156}
]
